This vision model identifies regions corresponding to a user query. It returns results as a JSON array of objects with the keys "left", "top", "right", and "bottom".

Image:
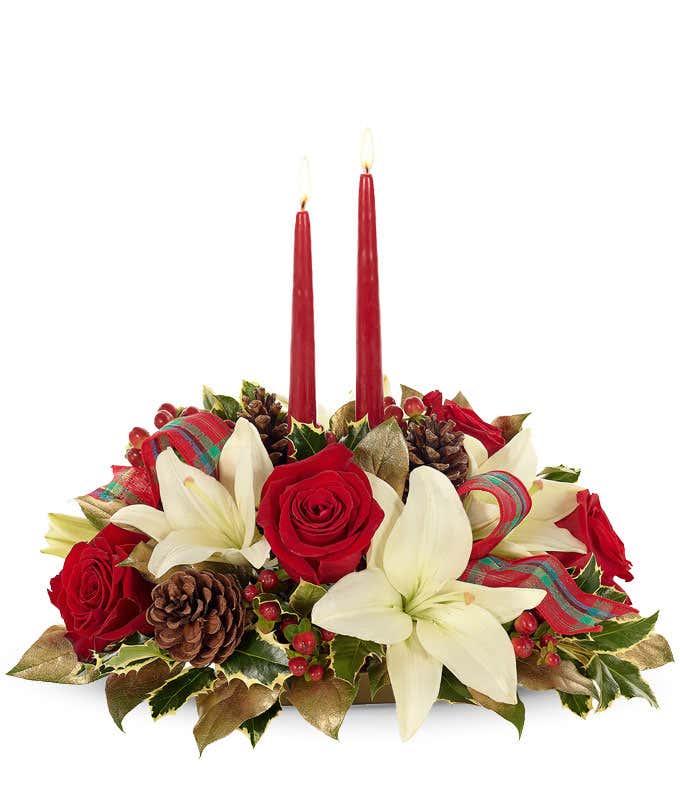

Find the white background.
[{"left": 1, "top": 1, "right": 678, "bottom": 790}]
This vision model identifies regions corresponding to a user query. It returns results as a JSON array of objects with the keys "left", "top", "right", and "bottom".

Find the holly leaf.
[
  {"left": 239, "top": 701, "right": 283, "bottom": 747},
  {"left": 341, "top": 417, "right": 370, "bottom": 451},
  {"left": 616, "top": 633, "right": 674, "bottom": 670},
  {"left": 597, "top": 585, "right": 629, "bottom": 603},
  {"left": 149, "top": 667, "right": 216, "bottom": 719},
  {"left": 517, "top": 656, "right": 597, "bottom": 697},
  {"left": 194, "top": 678, "right": 281, "bottom": 755},
  {"left": 353, "top": 418, "right": 409, "bottom": 498},
  {"left": 287, "top": 419, "right": 327, "bottom": 461},
  {"left": 366, "top": 658, "right": 391, "bottom": 701},
  {"left": 470, "top": 689, "right": 526, "bottom": 737},
  {"left": 585, "top": 612, "right": 658, "bottom": 653},
  {"left": 105, "top": 659, "right": 182, "bottom": 730},
  {"left": 559, "top": 692, "right": 593, "bottom": 718},
  {"left": 572, "top": 555, "right": 602, "bottom": 594},
  {"left": 7, "top": 626, "right": 98, "bottom": 685},
  {"left": 289, "top": 581, "right": 327, "bottom": 617},
  {"left": 492, "top": 413, "right": 531, "bottom": 442},
  {"left": 93, "top": 635, "right": 170, "bottom": 673},
  {"left": 399, "top": 384, "right": 423, "bottom": 407},
  {"left": 285, "top": 673, "right": 357, "bottom": 739},
  {"left": 241, "top": 380, "right": 261, "bottom": 405},
  {"left": 218, "top": 632, "right": 291, "bottom": 689},
  {"left": 586, "top": 653, "right": 658, "bottom": 711},
  {"left": 202, "top": 385, "right": 240, "bottom": 421},
  {"left": 538, "top": 465, "right": 582, "bottom": 483},
  {"left": 329, "top": 401, "right": 356, "bottom": 439},
  {"left": 330, "top": 635, "right": 383, "bottom": 684},
  {"left": 437, "top": 668, "right": 474, "bottom": 704}
]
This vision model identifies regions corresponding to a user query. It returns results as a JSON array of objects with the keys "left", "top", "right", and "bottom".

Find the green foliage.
[
  {"left": 202, "top": 385, "right": 240, "bottom": 421},
  {"left": 289, "top": 581, "right": 327, "bottom": 617},
  {"left": 585, "top": 612, "right": 659, "bottom": 653},
  {"left": 94, "top": 635, "right": 170, "bottom": 673},
  {"left": 573, "top": 555, "right": 602, "bottom": 594},
  {"left": 587, "top": 654, "right": 658, "bottom": 711},
  {"left": 471, "top": 689, "right": 526, "bottom": 737},
  {"left": 330, "top": 635, "right": 383, "bottom": 684},
  {"left": 559, "top": 692, "right": 593, "bottom": 718},
  {"left": 341, "top": 416, "right": 370, "bottom": 450},
  {"left": 105, "top": 659, "right": 182, "bottom": 730},
  {"left": 287, "top": 419, "right": 327, "bottom": 460},
  {"left": 7, "top": 625, "right": 98, "bottom": 685},
  {"left": 241, "top": 380, "right": 261, "bottom": 405},
  {"left": 366, "top": 658, "right": 390, "bottom": 700},
  {"left": 239, "top": 702, "right": 283, "bottom": 747},
  {"left": 219, "top": 632, "right": 291, "bottom": 689},
  {"left": 149, "top": 667, "right": 216, "bottom": 719},
  {"left": 538, "top": 465, "right": 581, "bottom": 483},
  {"left": 437, "top": 668, "right": 474, "bottom": 704}
]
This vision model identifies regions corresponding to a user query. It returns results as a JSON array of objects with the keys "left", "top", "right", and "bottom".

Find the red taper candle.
[
  {"left": 288, "top": 157, "right": 316, "bottom": 424},
  {"left": 356, "top": 129, "right": 383, "bottom": 427}
]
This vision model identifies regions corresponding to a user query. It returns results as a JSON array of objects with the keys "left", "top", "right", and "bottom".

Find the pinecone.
[
  {"left": 147, "top": 570, "right": 247, "bottom": 666},
  {"left": 238, "top": 386, "right": 290, "bottom": 465},
  {"left": 404, "top": 415, "right": 469, "bottom": 491}
]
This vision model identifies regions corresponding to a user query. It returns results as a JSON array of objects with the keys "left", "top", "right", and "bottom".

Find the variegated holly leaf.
[
  {"left": 285, "top": 673, "right": 357, "bottom": 739},
  {"left": 572, "top": 555, "right": 602, "bottom": 594},
  {"left": 194, "top": 678, "right": 281, "bottom": 755},
  {"left": 517, "top": 656, "right": 597, "bottom": 697},
  {"left": 149, "top": 667, "right": 216, "bottom": 719},
  {"left": 353, "top": 418, "right": 409, "bottom": 498},
  {"left": 585, "top": 612, "right": 658, "bottom": 653},
  {"left": 93, "top": 635, "right": 171, "bottom": 673},
  {"left": 399, "top": 384, "right": 423, "bottom": 407},
  {"left": 538, "top": 465, "right": 581, "bottom": 483},
  {"left": 341, "top": 417, "right": 370, "bottom": 450},
  {"left": 616, "top": 633, "right": 674, "bottom": 670},
  {"left": 329, "top": 401, "right": 356, "bottom": 439},
  {"left": 287, "top": 419, "right": 327, "bottom": 460},
  {"left": 105, "top": 659, "right": 183, "bottom": 730},
  {"left": 330, "top": 635, "right": 383, "bottom": 684},
  {"left": 8, "top": 626, "right": 98, "bottom": 685},
  {"left": 218, "top": 632, "right": 291, "bottom": 689},
  {"left": 586, "top": 653, "right": 658, "bottom": 711},
  {"left": 239, "top": 701, "right": 283, "bottom": 747},
  {"left": 492, "top": 413, "right": 531, "bottom": 442},
  {"left": 241, "top": 380, "right": 262, "bottom": 405},
  {"left": 202, "top": 385, "right": 240, "bottom": 421},
  {"left": 289, "top": 581, "right": 327, "bottom": 617},
  {"left": 559, "top": 692, "right": 593, "bottom": 718}
]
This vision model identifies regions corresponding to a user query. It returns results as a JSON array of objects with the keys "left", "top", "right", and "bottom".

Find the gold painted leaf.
[
  {"left": 616, "top": 633, "right": 674, "bottom": 671},
  {"left": 7, "top": 625, "right": 97, "bottom": 685},
  {"left": 75, "top": 495, "right": 124, "bottom": 531},
  {"left": 105, "top": 659, "right": 182, "bottom": 730},
  {"left": 353, "top": 418, "right": 409, "bottom": 498},
  {"left": 329, "top": 401, "right": 356, "bottom": 439},
  {"left": 285, "top": 673, "right": 357, "bottom": 739},
  {"left": 399, "top": 384, "right": 423, "bottom": 407},
  {"left": 452, "top": 391, "right": 472, "bottom": 409},
  {"left": 193, "top": 679, "right": 280, "bottom": 755},
  {"left": 492, "top": 413, "right": 531, "bottom": 442},
  {"left": 517, "top": 656, "right": 597, "bottom": 696}
]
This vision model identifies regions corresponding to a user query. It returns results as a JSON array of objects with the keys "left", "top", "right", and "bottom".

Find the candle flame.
[
  {"left": 360, "top": 128, "right": 374, "bottom": 172},
  {"left": 298, "top": 156, "right": 311, "bottom": 210}
]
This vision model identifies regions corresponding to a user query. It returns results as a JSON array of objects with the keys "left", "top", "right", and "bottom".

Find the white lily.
[
  {"left": 312, "top": 466, "right": 545, "bottom": 740},
  {"left": 464, "top": 429, "right": 587, "bottom": 559},
  {"left": 112, "top": 418, "right": 273, "bottom": 576}
]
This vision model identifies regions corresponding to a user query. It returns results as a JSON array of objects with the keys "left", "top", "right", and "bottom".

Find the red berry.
[
  {"left": 383, "top": 396, "right": 396, "bottom": 407},
  {"left": 514, "top": 611, "right": 538, "bottom": 636},
  {"left": 292, "top": 631, "right": 316, "bottom": 656},
  {"left": 403, "top": 396, "right": 426, "bottom": 416},
  {"left": 280, "top": 618, "right": 298, "bottom": 633},
  {"left": 154, "top": 410, "right": 174, "bottom": 429},
  {"left": 128, "top": 426, "right": 149, "bottom": 449},
  {"left": 182, "top": 406, "right": 199, "bottom": 416},
  {"left": 308, "top": 664, "right": 325, "bottom": 682},
  {"left": 320, "top": 629, "right": 336, "bottom": 643},
  {"left": 545, "top": 652, "right": 561, "bottom": 668},
  {"left": 158, "top": 402, "right": 177, "bottom": 416},
  {"left": 125, "top": 447, "right": 144, "bottom": 468},
  {"left": 243, "top": 584, "right": 259, "bottom": 602},
  {"left": 259, "top": 602, "right": 281, "bottom": 622},
  {"left": 258, "top": 570, "right": 279, "bottom": 591},
  {"left": 512, "top": 635, "right": 534, "bottom": 659},
  {"left": 540, "top": 633, "right": 558, "bottom": 648},
  {"left": 383, "top": 404, "right": 405, "bottom": 422},
  {"left": 289, "top": 657, "right": 308, "bottom": 677}
]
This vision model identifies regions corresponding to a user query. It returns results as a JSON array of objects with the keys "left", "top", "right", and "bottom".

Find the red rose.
[
  {"left": 49, "top": 523, "right": 153, "bottom": 661},
  {"left": 554, "top": 491, "right": 633, "bottom": 586},
  {"left": 258, "top": 444, "right": 384, "bottom": 584},
  {"left": 423, "top": 390, "right": 505, "bottom": 455}
]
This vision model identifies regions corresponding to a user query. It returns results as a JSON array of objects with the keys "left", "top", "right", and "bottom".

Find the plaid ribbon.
[
  {"left": 457, "top": 469, "right": 634, "bottom": 634},
  {"left": 88, "top": 464, "right": 156, "bottom": 506},
  {"left": 140, "top": 411, "right": 232, "bottom": 503}
]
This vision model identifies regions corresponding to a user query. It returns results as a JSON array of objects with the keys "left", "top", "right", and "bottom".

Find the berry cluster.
[
  {"left": 511, "top": 611, "right": 561, "bottom": 668},
  {"left": 124, "top": 401, "right": 200, "bottom": 468},
  {"left": 382, "top": 395, "right": 426, "bottom": 427}
]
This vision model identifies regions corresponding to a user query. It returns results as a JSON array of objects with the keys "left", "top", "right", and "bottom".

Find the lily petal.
[
  {"left": 219, "top": 418, "right": 273, "bottom": 505},
  {"left": 478, "top": 429, "right": 537, "bottom": 489},
  {"left": 463, "top": 435, "right": 488, "bottom": 476},
  {"left": 417, "top": 603, "right": 518, "bottom": 704},
  {"left": 365, "top": 472, "right": 404, "bottom": 570},
  {"left": 239, "top": 535, "right": 271, "bottom": 568},
  {"left": 440, "top": 580, "right": 545, "bottom": 624},
  {"left": 493, "top": 517, "right": 587, "bottom": 558},
  {"left": 387, "top": 632, "right": 442, "bottom": 741},
  {"left": 311, "top": 569, "right": 413, "bottom": 645},
  {"left": 148, "top": 530, "right": 224, "bottom": 578},
  {"left": 383, "top": 467, "right": 472, "bottom": 603},
  {"left": 111, "top": 504, "right": 172, "bottom": 542}
]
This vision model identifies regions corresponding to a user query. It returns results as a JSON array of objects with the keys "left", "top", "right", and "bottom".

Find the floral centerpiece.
[{"left": 9, "top": 383, "right": 673, "bottom": 749}]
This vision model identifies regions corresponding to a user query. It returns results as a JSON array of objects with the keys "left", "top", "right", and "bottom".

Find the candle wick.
[{"left": 300, "top": 197, "right": 307, "bottom": 211}]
